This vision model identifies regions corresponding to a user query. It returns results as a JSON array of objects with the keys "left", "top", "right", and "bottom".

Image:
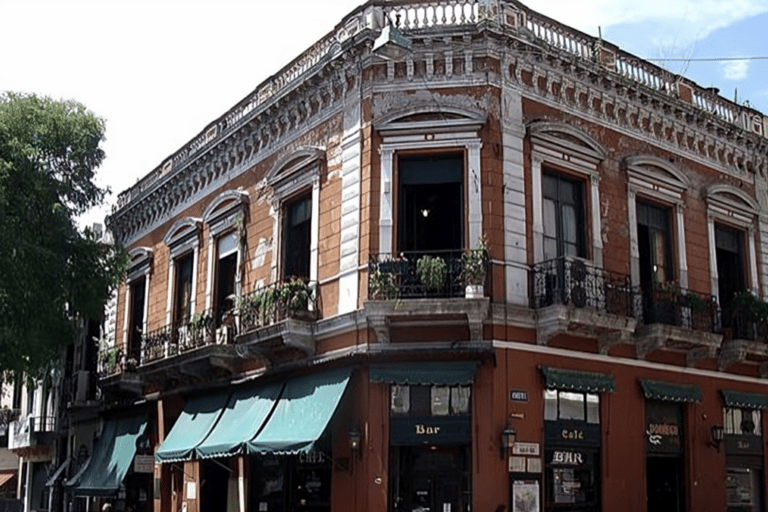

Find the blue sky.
[{"left": 1, "top": 0, "right": 765, "bottom": 227}]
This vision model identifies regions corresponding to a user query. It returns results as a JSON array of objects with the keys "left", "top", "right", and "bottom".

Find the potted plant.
[
  {"left": 463, "top": 236, "right": 489, "bottom": 298},
  {"left": 285, "top": 278, "right": 314, "bottom": 319},
  {"left": 416, "top": 255, "right": 447, "bottom": 292},
  {"left": 370, "top": 268, "right": 399, "bottom": 300}
]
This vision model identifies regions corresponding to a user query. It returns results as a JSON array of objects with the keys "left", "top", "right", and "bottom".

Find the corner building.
[{"left": 99, "top": 2, "right": 768, "bottom": 512}]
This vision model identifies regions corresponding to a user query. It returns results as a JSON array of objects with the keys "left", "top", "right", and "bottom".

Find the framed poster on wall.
[{"left": 513, "top": 480, "right": 539, "bottom": 512}]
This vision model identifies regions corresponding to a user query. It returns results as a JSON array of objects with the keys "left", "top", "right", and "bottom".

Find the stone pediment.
[{"left": 374, "top": 104, "right": 486, "bottom": 136}]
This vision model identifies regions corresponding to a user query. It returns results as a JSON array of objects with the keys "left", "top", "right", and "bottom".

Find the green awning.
[
  {"left": 195, "top": 382, "right": 284, "bottom": 459},
  {"left": 541, "top": 366, "right": 615, "bottom": 393},
  {"left": 156, "top": 392, "right": 229, "bottom": 463},
  {"left": 721, "top": 390, "right": 768, "bottom": 409},
  {"left": 247, "top": 369, "right": 350, "bottom": 455},
  {"left": 66, "top": 415, "right": 146, "bottom": 496},
  {"left": 369, "top": 361, "right": 478, "bottom": 385},
  {"left": 640, "top": 379, "right": 702, "bottom": 403}
]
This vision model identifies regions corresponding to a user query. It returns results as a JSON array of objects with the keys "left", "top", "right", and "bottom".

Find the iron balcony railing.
[
  {"left": 368, "top": 250, "right": 475, "bottom": 300},
  {"left": 235, "top": 279, "right": 318, "bottom": 334},
  {"left": 531, "top": 257, "right": 633, "bottom": 317},
  {"left": 639, "top": 285, "right": 718, "bottom": 333},
  {"left": 140, "top": 309, "right": 218, "bottom": 364}
]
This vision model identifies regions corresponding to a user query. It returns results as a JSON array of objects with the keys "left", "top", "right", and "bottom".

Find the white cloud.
[
  {"left": 525, "top": 0, "right": 768, "bottom": 43},
  {"left": 722, "top": 60, "right": 750, "bottom": 80}
]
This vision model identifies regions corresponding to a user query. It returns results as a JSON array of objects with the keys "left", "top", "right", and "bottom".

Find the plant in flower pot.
[
  {"left": 416, "top": 255, "right": 447, "bottom": 293},
  {"left": 462, "top": 236, "right": 489, "bottom": 298},
  {"left": 370, "top": 268, "right": 399, "bottom": 300}
]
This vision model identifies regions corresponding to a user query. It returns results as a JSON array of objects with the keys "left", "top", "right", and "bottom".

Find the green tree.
[{"left": 0, "top": 92, "right": 126, "bottom": 376}]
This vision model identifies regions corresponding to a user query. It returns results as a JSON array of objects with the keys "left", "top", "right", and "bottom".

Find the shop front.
[
  {"left": 540, "top": 367, "right": 614, "bottom": 512},
  {"left": 370, "top": 361, "right": 477, "bottom": 512},
  {"left": 721, "top": 390, "right": 768, "bottom": 512},
  {"left": 641, "top": 379, "right": 701, "bottom": 512},
  {"left": 155, "top": 368, "right": 350, "bottom": 512}
]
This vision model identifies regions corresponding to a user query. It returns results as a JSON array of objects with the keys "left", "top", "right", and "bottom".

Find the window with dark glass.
[
  {"left": 398, "top": 154, "right": 464, "bottom": 253},
  {"left": 284, "top": 193, "right": 312, "bottom": 280},
  {"left": 542, "top": 172, "right": 586, "bottom": 260},
  {"left": 716, "top": 224, "right": 746, "bottom": 315},
  {"left": 214, "top": 232, "right": 237, "bottom": 324},
  {"left": 637, "top": 201, "right": 675, "bottom": 324},
  {"left": 174, "top": 252, "right": 194, "bottom": 325},
  {"left": 128, "top": 277, "right": 146, "bottom": 359}
]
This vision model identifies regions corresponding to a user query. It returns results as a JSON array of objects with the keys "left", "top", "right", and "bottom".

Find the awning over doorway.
[
  {"left": 640, "top": 379, "right": 702, "bottom": 403},
  {"left": 369, "top": 361, "right": 478, "bottom": 385},
  {"left": 195, "top": 382, "right": 284, "bottom": 459},
  {"left": 155, "top": 391, "right": 229, "bottom": 463},
  {"left": 541, "top": 366, "right": 616, "bottom": 393},
  {"left": 247, "top": 369, "right": 350, "bottom": 455},
  {"left": 65, "top": 414, "right": 146, "bottom": 496},
  {"left": 721, "top": 390, "right": 768, "bottom": 409}
]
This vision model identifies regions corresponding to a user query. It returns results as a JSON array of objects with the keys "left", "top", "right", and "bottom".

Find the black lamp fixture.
[
  {"left": 372, "top": 15, "right": 412, "bottom": 61},
  {"left": 500, "top": 425, "right": 517, "bottom": 459},
  {"left": 706, "top": 424, "right": 724, "bottom": 451},
  {"left": 348, "top": 426, "right": 362, "bottom": 457}
]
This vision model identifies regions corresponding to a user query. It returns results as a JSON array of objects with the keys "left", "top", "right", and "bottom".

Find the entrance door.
[
  {"left": 646, "top": 456, "right": 684, "bottom": 512},
  {"left": 392, "top": 446, "right": 468, "bottom": 512}
]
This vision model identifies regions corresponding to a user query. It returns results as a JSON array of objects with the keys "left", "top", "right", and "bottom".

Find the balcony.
[
  {"left": 718, "top": 293, "right": 768, "bottom": 372},
  {"left": 365, "top": 252, "right": 490, "bottom": 344},
  {"left": 8, "top": 415, "right": 57, "bottom": 457},
  {"left": 233, "top": 279, "right": 319, "bottom": 365},
  {"left": 634, "top": 285, "right": 722, "bottom": 362},
  {"left": 531, "top": 257, "right": 636, "bottom": 346}
]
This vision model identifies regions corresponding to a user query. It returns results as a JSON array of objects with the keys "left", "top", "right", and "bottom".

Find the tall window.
[
  {"left": 542, "top": 172, "right": 586, "bottom": 260},
  {"left": 398, "top": 154, "right": 464, "bottom": 253},
  {"left": 637, "top": 202, "right": 673, "bottom": 287},
  {"left": 128, "top": 277, "right": 146, "bottom": 359},
  {"left": 214, "top": 232, "right": 237, "bottom": 324},
  {"left": 284, "top": 193, "right": 312, "bottom": 280},
  {"left": 544, "top": 389, "right": 600, "bottom": 423},
  {"left": 174, "top": 252, "right": 194, "bottom": 325},
  {"left": 716, "top": 224, "right": 746, "bottom": 315}
]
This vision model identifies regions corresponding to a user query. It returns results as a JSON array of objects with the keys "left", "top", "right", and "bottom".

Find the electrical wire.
[{"left": 646, "top": 56, "right": 768, "bottom": 62}]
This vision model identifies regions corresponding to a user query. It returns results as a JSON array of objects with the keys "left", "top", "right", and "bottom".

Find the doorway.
[
  {"left": 391, "top": 446, "right": 469, "bottom": 512},
  {"left": 646, "top": 456, "right": 685, "bottom": 512}
]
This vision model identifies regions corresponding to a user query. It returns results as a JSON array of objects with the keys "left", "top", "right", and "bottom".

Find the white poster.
[{"left": 513, "top": 481, "right": 539, "bottom": 512}]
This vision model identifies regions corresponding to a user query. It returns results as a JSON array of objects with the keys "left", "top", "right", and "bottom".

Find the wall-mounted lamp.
[
  {"left": 348, "top": 427, "right": 362, "bottom": 458},
  {"left": 706, "top": 424, "right": 724, "bottom": 451},
  {"left": 500, "top": 426, "right": 517, "bottom": 459}
]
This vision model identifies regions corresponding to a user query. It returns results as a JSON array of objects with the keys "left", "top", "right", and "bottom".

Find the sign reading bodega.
[{"left": 646, "top": 422, "right": 679, "bottom": 446}]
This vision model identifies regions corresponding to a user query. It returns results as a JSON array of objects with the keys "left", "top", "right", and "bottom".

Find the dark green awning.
[
  {"left": 247, "top": 369, "right": 350, "bottom": 455},
  {"left": 156, "top": 392, "right": 229, "bottom": 463},
  {"left": 65, "top": 415, "right": 146, "bottom": 496},
  {"left": 541, "top": 366, "right": 615, "bottom": 393},
  {"left": 369, "top": 361, "right": 478, "bottom": 385},
  {"left": 640, "top": 379, "right": 702, "bottom": 403},
  {"left": 195, "top": 382, "right": 283, "bottom": 459},
  {"left": 721, "top": 390, "right": 768, "bottom": 410}
]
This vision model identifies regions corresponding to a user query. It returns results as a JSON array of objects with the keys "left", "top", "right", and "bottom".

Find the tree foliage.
[{"left": 0, "top": 92, "right": 127, "bottom": 377}]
